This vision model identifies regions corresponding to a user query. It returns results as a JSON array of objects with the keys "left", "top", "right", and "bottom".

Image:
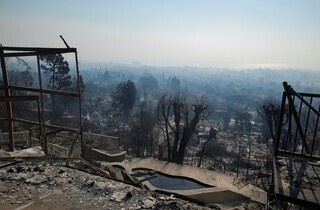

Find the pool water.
[{"left": 133, "top": 169, "right": 212, "bottom": 190}]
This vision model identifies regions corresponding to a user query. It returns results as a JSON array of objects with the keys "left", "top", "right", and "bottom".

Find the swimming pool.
[{"left": 133, "top": 169, "right": 213, "bottom": 190}]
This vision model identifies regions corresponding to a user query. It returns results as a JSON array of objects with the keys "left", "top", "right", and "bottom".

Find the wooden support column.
[
  {"left": 75, "top": 50, "right": 84, "bottom": 156},
  {"left": 0, "top": 47, "right": 14, "bottom": 151},
  {"left": 36, "top": 55, "right": 47, "bottom": 155}
]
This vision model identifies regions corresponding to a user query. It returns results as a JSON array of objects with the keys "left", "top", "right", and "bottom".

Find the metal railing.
[
  {"left": 275, "top": 82, "right": 320, "bottom": 160},
  {"left": 0, "top": 130, "right": 119, "bottom": 157},
  {"left": 0, "top": 131, "right": 68, "bottom": 157},
  {"left": 0, "top": 131, "right": 29, "bottom": 144}
]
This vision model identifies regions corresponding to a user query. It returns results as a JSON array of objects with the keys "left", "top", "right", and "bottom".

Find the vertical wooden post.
[
  {"left": 75, "top": 50, "right": 84, "bottom": 156},
  {"left": 0, "top": 47, "right": 14, "bottom": 151},
  {"left": 36, "top": 55, "right": 47, "bottom": 155},
  {"left": 28, "top": 129, "right": 32, "bottom": 148}
]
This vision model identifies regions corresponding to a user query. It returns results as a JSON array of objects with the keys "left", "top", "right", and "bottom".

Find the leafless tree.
[
  {"left": 158, "top": 93, "right": 211, "bottom": 164},
  {"left": 6, "top": 57, "right": 33, "bottom": 89},
  {"left": 129, "top": 108, "right": 157, "bottom": 157},
  {"left": 235, "top": 112, "right": 251, "bottom": 178},
  {"left": 257, "top": 99, "right": 281, "bottom": 143},
  {"left": 198, "top": 128, "right": 218, "bottom": 167}
]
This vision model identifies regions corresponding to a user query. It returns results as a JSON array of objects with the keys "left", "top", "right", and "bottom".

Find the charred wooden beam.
[
  {"left": 0, "top": 161, "right": 21, "bottom": 169},
  {"left": 1, "top": 51, "right": 76, "bottom": 57},
  {"left": 283, "top": 82, "right": 320, "bottom": 116},
  {"left": 9, "top": 86, "right": 79, "bottom": 97},
  {"left": 0, "top": 47, "right": 14, "bottom": 151},
  {"left": 276, "top": 150, "right": 320, "bottom": 161},
  {"left": 0, "top": 46, "right": 76, "bottom": 52},
  {"left": 0, "top": 156, "right": 80, "bottom": 161},
  {"left": 0, "top": 95, "right": 39, "bottom": 101},
  {"left": 12, "top": 117, "right": 80, "bottom": 133}
]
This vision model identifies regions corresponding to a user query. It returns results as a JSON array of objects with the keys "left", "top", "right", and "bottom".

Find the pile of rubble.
[{"left": 0, "top": 161, "right": 214, "bottom": 210}]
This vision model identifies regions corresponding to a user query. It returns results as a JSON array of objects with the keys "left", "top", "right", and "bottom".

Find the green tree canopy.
[
  {"left": 112, "top": 80, "right": 137, "bottom": 118},
  {"left": 129, "top": 109, "right": 157, "bottom": 157},
  {"left": 40, "top": 54, "right": 72, "bottom": 90}
]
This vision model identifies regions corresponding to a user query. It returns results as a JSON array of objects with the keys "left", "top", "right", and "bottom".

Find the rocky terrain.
[
  {"left": 0, "top": 160, "right": 217, "bottom": 210},
  {"left": 0, "top": 147, "right": 268, "bottom": 210}
]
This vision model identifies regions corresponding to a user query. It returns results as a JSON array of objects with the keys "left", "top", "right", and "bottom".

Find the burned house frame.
[{"left": 0, "top": 44, "right": 83, "bottom": 155}]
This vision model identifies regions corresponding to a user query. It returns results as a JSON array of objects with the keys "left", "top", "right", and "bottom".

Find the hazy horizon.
[{"left": 1, "top": 0, "right": 320, "bottom": 70}]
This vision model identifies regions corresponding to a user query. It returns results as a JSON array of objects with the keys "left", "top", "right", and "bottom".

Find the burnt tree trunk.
[
  {"left": 176, "top": 104, "right": 206, "bottom": 164},
  {"left": 158, "top": 94, "right": 210, "bottom": 164}
]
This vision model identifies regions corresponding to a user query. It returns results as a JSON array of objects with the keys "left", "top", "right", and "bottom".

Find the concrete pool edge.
[
  {"left": 132, "top": 167, "right": 215, "bottom": 189},
  {"left": 126, "top": 158, "right": 267, "bottom": 205},
  {"left": 111, "top": 158, "right": 266, "bottom": 205},
  {"left": 134, "top": 170, "right": 248, "bottom": 204}
]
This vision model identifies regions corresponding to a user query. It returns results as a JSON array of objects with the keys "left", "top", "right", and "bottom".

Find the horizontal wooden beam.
[
  {"left": 44, "top": 123, "right": 81, "bottom": 134},
  {"left": 12, "top": 117, "right": 81, "bottom": 133},
  {"left": 276, "top": 150, "right": 320, "bottom": 161},
  {"left": 298, "top": 92, "right": 320, "bottom": 98},
  {"left": 0, "top": 95, "right": 39, "bottom": 102},
  {"left": 0, "top": 161, "right": 21, "bottom": 169},
  {"left": 11, "top": 117, "right": 40, "bottom": 125},
  {"left": 9, "top": 86, "right": 79, "bottom": 97},
  {"left": 1, "top": 50, "right": 76, "bottom": 57},
  {"left": 0, "top": 156, "right": 80, "bottom": 161},
  {"left": 0, "top": 46, "right": 76, "bottom": 52}
]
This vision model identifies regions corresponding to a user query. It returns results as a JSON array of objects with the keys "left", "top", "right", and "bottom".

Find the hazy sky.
[{"left": 1, "top": 0, "right": 320, "bottom": 69}]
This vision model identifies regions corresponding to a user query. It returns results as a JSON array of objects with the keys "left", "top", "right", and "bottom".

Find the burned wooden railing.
[
  {"left": 269, "top": 82, "right": 320, "bottom": 209},
  {"left": 0, "top": 131, "right": 29, "bottom": 145},
  {"left": 275, "top": 82, "right": 320, "bottom": 160}
]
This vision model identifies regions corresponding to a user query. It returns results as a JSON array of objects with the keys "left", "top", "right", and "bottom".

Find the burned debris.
[{"left": 1, "top": 44, "right": 319, "bottom": 210}]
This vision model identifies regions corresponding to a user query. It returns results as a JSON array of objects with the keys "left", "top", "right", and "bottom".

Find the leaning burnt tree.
[
  {"left": 257, "top": 99, "right": 281, "bottom": 143},
  {"left": 158, "top": 93, "right": 211, "bottom": 164}
]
